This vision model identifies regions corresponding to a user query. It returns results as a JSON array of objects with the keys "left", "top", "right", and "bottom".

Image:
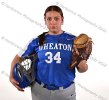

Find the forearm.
[{"left": 77, "top": 60, "right": 88, "bottom": 73}]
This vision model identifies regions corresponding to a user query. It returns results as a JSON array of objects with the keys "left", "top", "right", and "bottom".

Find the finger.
[
  {"left": 17, "top": 87, "right": 24, "bottom": 92},
  {"left": 10, "top": 78, "right": 19, "bottom": 86},
  {"left": 11, "top": 78, "right": 19, "bottom": 85},
  {"left": 14, "top": 80, "right": 19, "bottom": 85},
  {"left": 14, "top": 84, "right": 24, "bottom": 92},
  {"left": 10, "top": 77, "right": 24, "bottom": 92}
]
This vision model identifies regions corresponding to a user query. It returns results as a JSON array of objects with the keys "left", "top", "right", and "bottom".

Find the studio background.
[{"left": 0, "top": 0, "right": 109, "bottom": 100}]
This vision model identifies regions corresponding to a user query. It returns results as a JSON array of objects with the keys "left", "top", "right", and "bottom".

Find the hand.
[
  {"left": 9, "top": 76, "right": 24, "bottom": 92},
  {"left": 77, "top": 60, "right": 88, "bottom": 73},
  {"left": 70, "top": 33, "right": 92, "bottom": 69}
]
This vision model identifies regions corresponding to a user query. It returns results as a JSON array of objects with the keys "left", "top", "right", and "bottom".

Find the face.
[{"left": 44, "top": 11, "right": 63, "bottom": 34}]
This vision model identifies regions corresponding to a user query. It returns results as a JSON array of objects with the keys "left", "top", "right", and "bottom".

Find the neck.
[{"left": 48, "top": 30, "right": 64, "bottom": 35}]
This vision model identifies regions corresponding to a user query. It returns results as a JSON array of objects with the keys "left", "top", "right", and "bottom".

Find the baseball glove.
[{"left": 70, "top": 33, "right": 92, "bottom": 69}]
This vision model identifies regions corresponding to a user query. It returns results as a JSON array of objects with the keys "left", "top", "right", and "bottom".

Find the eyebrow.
[{"left": 47, "top": 16, "right": 61, "bottom": 18}]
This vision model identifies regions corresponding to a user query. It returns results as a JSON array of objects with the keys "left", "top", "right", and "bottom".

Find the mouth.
[{"left": 51, "top": 26, "right": 57, "bottom": 29}]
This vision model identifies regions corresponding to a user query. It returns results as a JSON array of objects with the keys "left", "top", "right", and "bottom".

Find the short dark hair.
[{"left": 44, "top": 5, "right": 63, "bottom": 17}]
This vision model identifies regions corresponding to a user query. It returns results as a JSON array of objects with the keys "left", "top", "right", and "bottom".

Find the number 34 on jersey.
[{"left": 45, "top": 52, "right": 61, "bottom": 64}]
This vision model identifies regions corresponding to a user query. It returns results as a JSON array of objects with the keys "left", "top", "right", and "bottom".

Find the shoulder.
[
  {"left": 64, "top": 31, "right": 76, "bottom": 40},
  {"left": 31, "top": 37, "right": 39, "bottom": 43},
  {"left": 27, "top": 37, "right": 39, "bottom": 46}
]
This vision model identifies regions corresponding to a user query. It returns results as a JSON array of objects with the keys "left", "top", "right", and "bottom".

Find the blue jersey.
[{"left": 18, "top": 31, "right": 76, "bottom": 87}]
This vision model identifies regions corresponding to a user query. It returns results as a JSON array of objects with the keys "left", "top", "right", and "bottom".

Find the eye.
[
  {"left": 54, "top": 17, "right": 59, "bottom": 21},
  {"left": 47, "top": 17, "right": 52, "bottom": 21}
]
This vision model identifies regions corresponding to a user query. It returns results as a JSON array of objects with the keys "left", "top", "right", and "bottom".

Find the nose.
[{"left": 50, "top": 19, "right": 56, "bottom": 25}]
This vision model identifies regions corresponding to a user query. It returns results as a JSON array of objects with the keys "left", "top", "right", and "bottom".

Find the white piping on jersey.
[{"left": 64, "top": 31, "right": 76, "bottom": 40}]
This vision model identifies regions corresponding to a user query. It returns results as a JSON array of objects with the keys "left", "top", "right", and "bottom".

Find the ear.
[{"left": 44, "top": 16, "right": 47, "bottom": 25}]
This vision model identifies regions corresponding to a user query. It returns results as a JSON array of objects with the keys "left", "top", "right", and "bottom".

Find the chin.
[{"left": 50, "top": 30, "right": 58, "bottom": 34}]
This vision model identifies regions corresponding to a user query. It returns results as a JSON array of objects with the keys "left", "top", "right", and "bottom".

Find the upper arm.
[{"left": 18, "top": 38, "right": 39, "bottom": 57}]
